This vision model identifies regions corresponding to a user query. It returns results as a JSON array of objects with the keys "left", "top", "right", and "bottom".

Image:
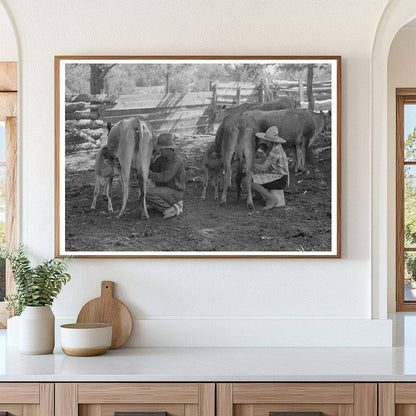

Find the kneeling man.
[{"left": 147, "top": 133, "right": 186, "bottom": 219}]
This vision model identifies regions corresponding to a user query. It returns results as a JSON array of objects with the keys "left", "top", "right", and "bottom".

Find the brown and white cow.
[{"left": 106, "top": 117, "right": 157, "bottom": 219}]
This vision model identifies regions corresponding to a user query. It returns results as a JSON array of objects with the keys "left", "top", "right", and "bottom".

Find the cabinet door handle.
[
  {"left": 270, "top": 413, "right": 324, "bottom": 416},
  {"left": 115, "top": 412, "right": 168, "bottom": 416}
]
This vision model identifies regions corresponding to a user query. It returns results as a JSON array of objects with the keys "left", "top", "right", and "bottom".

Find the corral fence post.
[
  {"left": 307, "top": 64, "right": 315, "bottom": 111},
  {"left": 236, "top": 84, "right": 241, "bottom": 106},
  {"left": 298, "top": 79, "right": 304, "bottom": 105}
]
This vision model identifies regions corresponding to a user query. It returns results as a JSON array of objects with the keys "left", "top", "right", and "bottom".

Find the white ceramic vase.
[{"left": 19, "top": 306, "right": 55, "bottom": 354}]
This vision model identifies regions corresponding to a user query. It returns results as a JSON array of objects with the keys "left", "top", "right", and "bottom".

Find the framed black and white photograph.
[{"left": 55, "top": 56, "right": 341, "bottom": 258}]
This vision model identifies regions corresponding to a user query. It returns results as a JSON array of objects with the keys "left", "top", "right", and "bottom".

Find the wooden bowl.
[{"left": 60, "top": 323, "right": 112, "bottom": 356}]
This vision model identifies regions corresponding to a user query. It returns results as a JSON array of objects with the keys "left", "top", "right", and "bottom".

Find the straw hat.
[
  {"left": 255, "top": 126, "right": 286, "bottom": 144},
  {"left": 157, "top": 133, "right": 177, "bottom": 149}
]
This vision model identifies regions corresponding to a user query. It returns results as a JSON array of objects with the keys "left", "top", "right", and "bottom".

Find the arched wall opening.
[
  {"left": 387, "top": 18, "right": 416, "bottom": 313},
  {"left": 0, "top": 2, "right": 18, "bottom": 61},
  {"left": 371, "top": 0, "right": 416, "bottom": 319}
]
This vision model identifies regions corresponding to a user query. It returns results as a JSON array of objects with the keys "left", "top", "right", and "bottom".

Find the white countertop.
[{"left": 1, "top": 328, "right": 416, "bottom": 382}]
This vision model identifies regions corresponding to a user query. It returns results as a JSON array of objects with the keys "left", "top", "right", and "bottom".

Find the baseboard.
[{"left": 55, "top": 317, "right": 392, "bottom": 347}]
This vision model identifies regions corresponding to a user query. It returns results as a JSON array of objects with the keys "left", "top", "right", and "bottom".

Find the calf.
[
  {"left": 201, "top": 142, "right": 222, "bottom": 200},
  {"left": 90, "top": 146, "right": 115, "bottom": 212}
]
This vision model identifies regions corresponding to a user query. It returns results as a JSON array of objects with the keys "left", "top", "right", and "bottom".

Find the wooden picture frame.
[{"left": 55, "top": 56, "right": 341, "bottom": 258}]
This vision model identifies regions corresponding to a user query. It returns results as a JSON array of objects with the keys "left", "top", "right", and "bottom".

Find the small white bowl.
[{"left": 60, "top": 323, "right": 112, "bottom": 356}]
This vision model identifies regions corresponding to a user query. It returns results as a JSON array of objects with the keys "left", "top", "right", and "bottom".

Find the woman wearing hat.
[
  {"left": 147, "top": 133, "right": 186, "bottom": 219},
  {"left": 252, "top": 126, "right": 289, "bottom": 209}
]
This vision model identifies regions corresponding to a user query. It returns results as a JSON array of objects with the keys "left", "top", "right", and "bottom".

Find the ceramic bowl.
[{"left": 60, "top": 323, "right": 112, "bottom": 356}]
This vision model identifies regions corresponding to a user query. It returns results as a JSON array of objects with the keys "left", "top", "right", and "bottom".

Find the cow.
[
  {"left": 90, "top": 146, "right": 115, "bottom": 212},
  {"left": 213, "top": 96, "right": 297, "bottom": 124},
  {"left": 242, "top": 108, "right": 316, "bottom": 173},
  {"left": 322, "top": 109, "right": 332, "bottom": 135},
  {"left": 106, "top": 117, "right": 156, "bottom": 219},
  {"left": 215, "top": 114, "right": 257, "bottom": 208},
  {"left": 309, "top": 110, "right": 331, "bottom": 147},
  {"left": 201, "top": 142, "right": 222, "bottom": 201},
  {"left": 257, "top": 96, "right": 297, "bottom": 111}
]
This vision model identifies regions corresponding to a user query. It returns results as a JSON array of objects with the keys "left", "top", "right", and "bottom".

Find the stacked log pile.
[{"left": 65, "top": 94, "right": 117, "bottom": 152}]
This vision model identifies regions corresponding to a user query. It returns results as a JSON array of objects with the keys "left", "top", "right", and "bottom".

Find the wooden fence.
[
  {"left": 212, "top": 81, "right": 263, "bottom": 107},
  {"left": 101, "top": 92, "right": 213, "bottom": 135},
  {"left": 213, "top": 80, "right": 332, "bottom": 110},
  {"left": 64, "top": 78, "right": 332, "bottom": 149},
  {"left": 272, "top": 79, "right": 331, "bottom": 102}
]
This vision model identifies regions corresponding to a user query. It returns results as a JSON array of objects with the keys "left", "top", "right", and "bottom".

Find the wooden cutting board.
[{"left": 76, "top": 281, "right": 133, "bottom": 349}]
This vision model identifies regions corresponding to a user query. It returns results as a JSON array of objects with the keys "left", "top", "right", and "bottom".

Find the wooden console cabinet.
[
  {"left": 55, "top": 383, "right": 215, "bottom": 416},
  {"left": 0, "top": 381, "right": 400, "bottom": 416},
  {"left": 54, "top": 382, "right": 377, "bottom": 416},
  {"left": 0, "top": 383, "right": 53, "bottom": 416},
  {"left": 217, "top": 383, "right": 377, "bottom": 416},
  {"left": 379, "top": 383, "right": 416, "bottom": 416}
]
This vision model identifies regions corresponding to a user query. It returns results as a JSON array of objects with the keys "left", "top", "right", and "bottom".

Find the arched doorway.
[{"left": 371, "top": 0, "right": 416, "bottom": 319}]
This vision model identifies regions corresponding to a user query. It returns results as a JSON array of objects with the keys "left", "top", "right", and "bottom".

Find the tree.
[
  {"left": 405, "top": 126, "right": 416, "bottom": 161},
  {"left": 405, "top": 167, "right": 416, "bottom": 246},
  {"left": 405, "top": 128, "right": 416, "bottom": 249},
  {"left": 65, "top": 64, "right": 89, "bottom": 94},
  {"left": 223, "top": 64, "right": 268, "bottom": 83},
  {"left": 404, "top": 127, "right": 416, "bottom": 282},
  {"left": 90, "top": 64, "right": 116, "bottom": 94},
  {"left": 164, "top": 64, "right": 193, "bottom": 93},
  {"left": 405, "top": 252, "right": 416, "bottom": 281}
]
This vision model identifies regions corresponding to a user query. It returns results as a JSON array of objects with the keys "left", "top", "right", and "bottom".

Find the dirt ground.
[{"left": 65, "top": 134, "right": 332, "bottom": 253}]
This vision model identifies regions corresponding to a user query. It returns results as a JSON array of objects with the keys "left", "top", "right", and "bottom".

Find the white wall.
[
  {"left": 387, "top": 25, "right": 416, "bottom": 312},
  {"left": 0, "top": 0, "right": 393, "bottom": 346},
  {"left": 0, "top": 3, "right": 17, "bottom": 61}
]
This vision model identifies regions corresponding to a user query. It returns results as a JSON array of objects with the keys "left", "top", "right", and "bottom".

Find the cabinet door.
[
  {"left": 56, "top": 383, "right": 215, "bottom": 416},
  {"left": 0, "top": 383, "right": 53, "bottom": 416},
  {"left": 217, "top": 383, "right": 377, "bottom": 416},
  {"left": 379, "top": 383, "right": 416, "bottom": 416}
]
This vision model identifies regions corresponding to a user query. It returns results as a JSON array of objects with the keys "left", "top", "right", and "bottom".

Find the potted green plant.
[{"left": 1, "top": 245, "right": 71, "bottom": 354}]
